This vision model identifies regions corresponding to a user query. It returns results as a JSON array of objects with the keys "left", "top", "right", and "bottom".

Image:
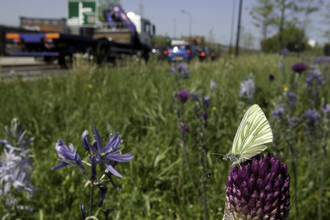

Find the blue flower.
[
  {"left": 96, "top": 184, "right": 108, "bottom": 207},
  {"left": 82, "top": 126, "right": 133, "bottom": 178},
  {"left": 322, "top": 104, "right": 330, "bottom": 114},
  {"left": 272, "top": 106, "right": 285, "bottom": 117},
  {"left": 101, "top": 207, "right": 115, "bottom": 220},
  {"left": 170, "top": 63, "right": 190, "bottom": 79},
  {"left": 280, "top": 48, "right": 289, "bottom": 54},
  {"left": 306, "top": 70, "right": 325, "bottom": 86},
  {"left": 239, "top": 77, "right": 255, "bottom": 100},
  {"left": 286, "top": 92, "right": 297, "bottom": 107},
  {"left": 201, "top": 93, "right": 211, "bottom": 109},
  {"left": 303, "top": 109, "right": 321, "bottom": 126},
  {"left": 51, "top": 139, "right": 85, "bottom": 173}
]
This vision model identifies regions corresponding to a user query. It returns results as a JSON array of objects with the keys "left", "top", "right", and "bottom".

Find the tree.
[
  {"left": 271, "top": 0, "right": 321, "bottom": 51},
  {"left": 250, "top": 0, "right": 274, "bottom": 51},
  {"left": 261, "top": 25, "right": 307, "bottom": 53},
  {"left": 243, "top": 30, "right": 255, "bottom": 52},
  {"left": 322, "top": 2, "right": 330, "bottom": 43},
  {"left": 97, "top": 0, "right": 121, "bottom": 23}
]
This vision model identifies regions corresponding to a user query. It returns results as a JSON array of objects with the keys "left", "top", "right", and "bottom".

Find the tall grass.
[{"left": 0, "top": 54, "right": 329, "bottom": 219}]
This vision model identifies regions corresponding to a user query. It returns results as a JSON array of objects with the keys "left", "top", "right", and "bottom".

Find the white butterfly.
[{"left": 223, "top": 104, "right": 273, "bottom": 165}]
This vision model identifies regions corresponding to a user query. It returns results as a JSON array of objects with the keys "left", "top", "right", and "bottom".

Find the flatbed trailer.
[{"left": 5, "top": 5, "right": 154, "bottom": 67}]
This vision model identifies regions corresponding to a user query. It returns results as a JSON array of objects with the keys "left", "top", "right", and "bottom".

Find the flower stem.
[{"left": 318, "top": 128, "right": 328, "bottom": 220}]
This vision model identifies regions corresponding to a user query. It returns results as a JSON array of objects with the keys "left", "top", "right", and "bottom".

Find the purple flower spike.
[
  {"left": 322, "top": 104, "right": 330, "bottom": 114},
  {"left": 192, "top": 92, "right": 199, "bottom": 103},
  {"left": 96, "top": 184, "right": 108, "bottom": 207},
  {"left": 83, "top": 126, "right": 134, "bottom": 178},
  {"left": 286, "top": 92, "right": 297, "bottom": 107},
  {"left": 181, "top": 124, "right": 190, "bottom": 133},
  {"left": 291, "top": 63, "right": 307, "bottom": 74},
  {"left": 224, "top": 154, "right": 290, "bottom": 220},
  {"left": 173, "top": 91, "right": 191, "bottom": 103},
  {"left": 272, "top": 106, "right": 285, "bottom": 117},
  {"left": 81, "top": 130, "right": 90, "bottom": 152},
  {"left": 52, "top": 139, "right": 85, "bottom": 173},
  {"left": 303, "top": 109, "right": 321, "bottom": 126}
]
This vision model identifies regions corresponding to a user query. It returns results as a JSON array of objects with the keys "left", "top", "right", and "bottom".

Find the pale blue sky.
[{"left": 0, "top": 0, "right": 328, "bottom": 47}]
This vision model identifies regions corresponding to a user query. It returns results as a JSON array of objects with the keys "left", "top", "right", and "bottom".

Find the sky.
[{"left": 0, "top": 0, "right": 329, "bottom": 48}]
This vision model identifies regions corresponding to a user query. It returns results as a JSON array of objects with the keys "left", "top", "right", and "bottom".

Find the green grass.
[{"left": 0, "top": 54, "right": 329, "bottom": 219}]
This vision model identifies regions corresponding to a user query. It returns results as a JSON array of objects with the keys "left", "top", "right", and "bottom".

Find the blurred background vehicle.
[
  {"left": 195, "top": 46, "right": 210, "bottom": 61},
  {"left": 167, "top": 43, "right": 196, "bottom": 63},
  {"left": 208, "top": 48, "right": 219, "bottom": 61},
  {"left": 151, "top": 45, "right": 170, "bottom": 60}
]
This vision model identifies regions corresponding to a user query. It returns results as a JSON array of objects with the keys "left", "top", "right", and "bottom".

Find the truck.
[{"left": 5, "top": 5, "right": 155, "bottom": 67}]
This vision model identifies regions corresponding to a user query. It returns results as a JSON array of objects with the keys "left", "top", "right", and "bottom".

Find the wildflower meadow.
[{"left": 1, "top": 53, "right": 330, "bottom": 219}]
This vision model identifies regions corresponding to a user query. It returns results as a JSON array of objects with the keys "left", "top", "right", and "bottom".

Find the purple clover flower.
[
  {"left": 291, "top": 63, "right": 307, "bottom": 74},
  {"left": 224, "top": 154, "right": 290, "bottom": 220},
  {"left": 81, "top": 126, "right": 133, "bottom": 178},
  {"left": 173, "top": 91, "right": 191, "bottom": 103},
  {"left": 181, "top": 124, "right": 190, "bottom": 133},
  {"left": 303, "top": 109, "right": 321, "bottom": 126},
  {"left": 269, "top": 74, "right": 275, "bottom": 81},
  {"left": 51, "top": 139, "right": 85, "bottom": 173}
]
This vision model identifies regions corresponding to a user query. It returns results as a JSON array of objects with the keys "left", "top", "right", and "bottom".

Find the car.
[
  {"left": 151, "top": 45, "right": 170, "bottom": 60},
  {"left": 195, "top": 46, "right": 210, "bottom": 61},
  {"left": 208, "top": 48, "right": 218, "bottom": 61},
  {"left": 167, "top": 44, "right": 196, "bottom": 63}
]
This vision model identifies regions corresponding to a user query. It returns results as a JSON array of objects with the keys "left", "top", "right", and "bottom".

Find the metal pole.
[
  {"left": 229, "top": 0, "right": 236, "bottom": 55},
  {"left": 173, "top": 18, "right": 176, "bottom": 38},
  {"left": 235, "top": 0, "right": 243, "bottom": 57},
  {"left": 181, "top": 10, "right": 192, "bottom": 43}
]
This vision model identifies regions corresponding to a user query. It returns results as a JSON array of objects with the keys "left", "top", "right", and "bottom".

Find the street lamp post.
[{"left": 181, "top": 10, "right": 192, "bottom": 43}]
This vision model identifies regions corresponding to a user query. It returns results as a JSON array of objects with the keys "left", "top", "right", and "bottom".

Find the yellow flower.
[
  {"left": 283, "top": 87, "right": 288, "bottom": 92},
  {"left": 88, "top": 84, "right": 93, "bottom": 88},
  {"left": 212, "top": 107, "right": 216, "bottom": 111}
]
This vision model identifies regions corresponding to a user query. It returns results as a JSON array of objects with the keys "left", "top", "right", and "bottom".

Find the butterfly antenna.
[{"left": 207, "top": 159, "right": 223, "bottom": 178}]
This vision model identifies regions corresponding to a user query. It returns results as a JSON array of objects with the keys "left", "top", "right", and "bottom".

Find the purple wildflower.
[
  {"left": 272, "top": 107, "right": 285, "bottom": 117},
  {"left": 96, "top": 184, "right": 108, "bottom": 207},
  {"left": 203, "top": 112, "right": 208, "bottom": 121},
  {"left": 269, "top": 74, "right": 275, "bottom": 81},
  {"left": 201, "top": 93, "right": 211, "bottom": 109},
  {"left": 306, "top": 70, "right": 325, "bottom": 86},
  {"left": 291, "top": 63, "right": 307, "bottom": 74},
  {"left": 303, "top": 109, "right": 321, "bottom": 126},
  {"left": 52, "top": 139, "right": 85, "bottom": 173},
  {"left": 101, "top": 208, "right": 115, "bottom": 220},
  {"left": 173, "top": 91, "right": 191, "bottom": 103},
  {"left": 79, "top": 203, "right": 86, "bottom": 220},
  {"left": 224, "top": 154, "right": 290, "bottom": 220},
  {"left": 170, "top": 63, "right": 190, "bottom": 79},
  {"left": 286, "top": 92, "right": 297, "bottom": 107},
  {"left": 191, "top": 92, "right": 199, "bottom": 103},
  {"left": 239, "top": 77, "right": 255, "bottom": 100},
  {"left": 280, "top": 48, "right": 289, "bottom": 54},
  {"left": 181, "top": 124, "right": 190, "bottom": 133},
  {"left": 81, "top": 126, "right": 133, "bottom": 178},
  {"left": 322, "top": 104, "right": 330, "bottom": 114}
]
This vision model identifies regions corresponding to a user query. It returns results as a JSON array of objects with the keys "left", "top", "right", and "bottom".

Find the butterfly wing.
[{"left": 231, "top": 104, "right": 273, "bottom": 159}]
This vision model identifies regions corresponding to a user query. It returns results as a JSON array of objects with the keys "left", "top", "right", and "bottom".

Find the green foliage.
[
  {"left": 261, "top": 26, "right": 307, "bottom": 52},
  {"left": 0, "top": 54, "right": 330, "bottom": 219}
]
